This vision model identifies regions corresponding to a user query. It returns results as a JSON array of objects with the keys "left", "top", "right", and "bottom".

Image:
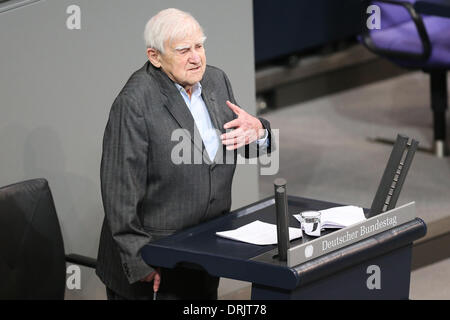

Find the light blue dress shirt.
[{"left": 175, "top": 82, "right": 268, "bottom": 161}]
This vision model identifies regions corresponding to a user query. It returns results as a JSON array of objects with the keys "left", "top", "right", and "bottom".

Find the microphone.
[{"left": 274, "top": 178, "right": 290, "bottom": 261}]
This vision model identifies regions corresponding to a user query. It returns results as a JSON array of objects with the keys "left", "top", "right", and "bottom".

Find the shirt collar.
[{"left": 174, "top": 82, "right": 202, "bottom": 98}]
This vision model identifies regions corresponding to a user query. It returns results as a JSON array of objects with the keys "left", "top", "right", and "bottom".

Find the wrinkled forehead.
[{"left": 172, "top": 36, "right": 206, "bottom": 51}]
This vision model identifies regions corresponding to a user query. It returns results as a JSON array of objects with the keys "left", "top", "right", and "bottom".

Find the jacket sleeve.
[{"left": 100, "top": 93, "right": 154, "bottom": 284}]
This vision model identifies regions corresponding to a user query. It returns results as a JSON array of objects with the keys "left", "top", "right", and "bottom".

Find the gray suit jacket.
[{"left": 96, "top": 62, "right": 272, "bottom": 298}]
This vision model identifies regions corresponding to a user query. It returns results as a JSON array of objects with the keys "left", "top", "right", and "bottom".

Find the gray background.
[{"left": 0, "top": 0, "right": 257, "bottom": 298}]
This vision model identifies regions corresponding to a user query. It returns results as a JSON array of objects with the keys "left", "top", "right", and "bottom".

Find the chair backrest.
[
  {"left": 0, "top": 178, "right": 66, "bottom": 299},
  {"left": 363, "top": 0, "right": 427, "bottom": 59},
  {"left": 370, "top": 0, "right": 417, "bottom": 29}
]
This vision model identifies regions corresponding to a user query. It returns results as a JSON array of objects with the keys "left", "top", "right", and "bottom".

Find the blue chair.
[{"left": 361, "top": 0, "right": 450, "bottom": 157}]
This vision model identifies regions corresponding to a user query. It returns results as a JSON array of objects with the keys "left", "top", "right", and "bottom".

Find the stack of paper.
[
  {"left": 216, "top": 220, "right": 303, "bottom": 246},
  {"left": 320, "top": 205, "right": 366, "bottom": 229},
  {"left": 293, "top": 205, "right": 366, "bottom": 231},
  {"left": 215, "top": 206, "right": 366, "bottom": 245}
]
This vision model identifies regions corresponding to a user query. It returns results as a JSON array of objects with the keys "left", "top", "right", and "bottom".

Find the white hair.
[{"left": 144, "top": 8, "right": 205, "bottom": 54}]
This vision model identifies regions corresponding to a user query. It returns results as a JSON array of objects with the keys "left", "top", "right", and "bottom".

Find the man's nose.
[{"left": 189, "top": 51, "right": 200, "bottom": 64}]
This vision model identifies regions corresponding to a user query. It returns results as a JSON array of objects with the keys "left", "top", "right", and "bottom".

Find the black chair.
[
  {"left": 0, "top": 178, "right": 96, "bottom": 299},
  {"left": 360, "top": 0, "right": 450, "bottom": 157}
]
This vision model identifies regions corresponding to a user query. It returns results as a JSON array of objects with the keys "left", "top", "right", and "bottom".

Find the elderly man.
[{"left": 96, "top": 8, "right": 273, "bottom": 300}]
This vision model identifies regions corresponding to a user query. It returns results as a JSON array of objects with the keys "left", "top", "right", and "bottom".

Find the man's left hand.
[{"left": 221, "top": 101, "right": 265, "bottom": 150}]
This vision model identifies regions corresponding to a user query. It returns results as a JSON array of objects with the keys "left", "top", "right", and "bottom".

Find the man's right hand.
[{"left": 141, "top": 267, "right": 161, "bottom": 292}]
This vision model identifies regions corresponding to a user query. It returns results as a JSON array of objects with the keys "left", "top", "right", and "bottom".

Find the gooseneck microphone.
[{"left": 274, "top": 178, "right": 290, "bottom": 261}]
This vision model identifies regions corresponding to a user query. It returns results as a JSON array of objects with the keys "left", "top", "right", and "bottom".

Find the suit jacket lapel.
[
  {"left": 201, "top": 77, "right": 232, "bottom": 164},
  {"left": 154, "top": 68, "right": 205, "bottom": 156},
  {"left": 201, "top": 89, "right": 221, "bottom": 134}
]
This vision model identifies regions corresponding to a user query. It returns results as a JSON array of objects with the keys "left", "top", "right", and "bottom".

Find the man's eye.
[
  {"left": 179, "top": 49, "right": 189, "bottom": 54},
  {"left": 196, "top": 44, "right": 203, "bottom": 49}
]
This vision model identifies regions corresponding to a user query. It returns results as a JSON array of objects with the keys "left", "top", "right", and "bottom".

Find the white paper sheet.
[{"left": 216, "top": 220, "right": 303, "bottom": 246}]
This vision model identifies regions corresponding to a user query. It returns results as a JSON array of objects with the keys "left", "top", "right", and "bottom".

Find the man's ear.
[{"left": 147, "top": 48, "right": 161, "bottom": 68}]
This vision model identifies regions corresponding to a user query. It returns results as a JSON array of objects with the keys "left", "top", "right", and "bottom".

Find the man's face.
[{"left": 158, "top": 28, "right": 206, "bottom": 91}]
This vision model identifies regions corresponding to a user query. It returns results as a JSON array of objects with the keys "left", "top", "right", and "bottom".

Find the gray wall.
[{"left": 0, "top": 0, "right": 256, "bottom": 299}]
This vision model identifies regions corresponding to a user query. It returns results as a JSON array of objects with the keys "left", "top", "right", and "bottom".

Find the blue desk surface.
[{"left": 141, "top": 196, "right": 426, "bottom": 290}]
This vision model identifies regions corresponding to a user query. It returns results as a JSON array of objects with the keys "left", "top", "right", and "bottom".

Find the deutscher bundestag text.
[{"left": 322, "top": 216, "right": 397, "bottom": 251}]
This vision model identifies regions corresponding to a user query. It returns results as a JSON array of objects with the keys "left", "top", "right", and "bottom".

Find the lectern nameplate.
[{"left": 287, "top": 202, "right": 416, "bottom": 267}]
